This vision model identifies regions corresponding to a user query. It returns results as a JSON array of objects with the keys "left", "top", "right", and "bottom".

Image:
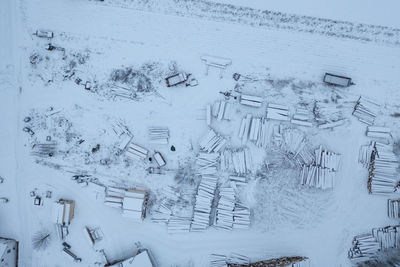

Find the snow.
[{"left": 1, "top": 0, "right": 400, "bottom": 266}]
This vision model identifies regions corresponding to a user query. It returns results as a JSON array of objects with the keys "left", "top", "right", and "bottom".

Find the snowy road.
[{"left": 3, "top": 0, "right": 400, "bottom": 266}]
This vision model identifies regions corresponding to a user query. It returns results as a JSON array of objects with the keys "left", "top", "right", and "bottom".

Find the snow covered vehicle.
[
  {"left": 323, "top": 73, "right": 353, "bottom": 87},
  {"left": 165, "top": 73, "right": 189, "bottom": 87},
  {"left": 34, "top": 29, "right": 54, "bottom": 39}
]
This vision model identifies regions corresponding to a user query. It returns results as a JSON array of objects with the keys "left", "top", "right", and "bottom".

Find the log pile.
[
  {"left": 150, "top": 204, "right": 171, "bottom": 224},
  {"left": 125, "top": 142, "right": 149, "bottom": 161},
  {"left": 199, "top": 129, "right": 227, "bottom": 153},
  {"left": 366, "top": 126, "right": 392, "bottom": 140},
  {"left": 367, "top": 142, "right": 400, "bottom": 194},
  {"left": 358, "top": 141, "right": 376, "bottom": 168},
  {"left": 238, "top": 116, "right": 272, "bottom": 146},
  {"left": 388, "top": 199, "right": 400, "bottom": 219},
  {"left": 266, "top": 103, "right": 289, "bottom": 121},
  {"left": 238, "top": 114, "right": 253, "bottom": 143},
  {"left": 255, "top": 118, "right": 274, "bottom": 148},
  {"left": 291, "top": 107, "right": 313, "bottom": 127},
  {"left": 353, "top": 96, "right": 381, "bottom": 125},
  {"left": 215, "top": 187, "right": 235, "bottom": 230},
  {"left": 228, "top": 256, "right": 309, "bottom": 267},
  {"left": 349, "top": 225, "right": 400, "bottom": 262},
  {"left": 191, "top": 175, "right": 218, "bottom": 231},
  {"left": 31, "top": 143, "right": 57, "bottom": 157},
  {"left": 167, "top": 216, "right": 191, "bottom": 234},
  {"left": 313, "top": 101, "right": 344, "bottom": 127},
  {"left": 221, "top": 149, "right": 253, "bottom": 175},
  {"left": 233, "top": 203, "right": 251, "bottom": 230},
  {"left": 275, "top": 128, "right": 314, "bottom": 165},
  {"left": 213, "top": 100, "right": 234, "bottom": 121},
  {"left": 196, "top": 153, "right": 220, "bottom": 175},
  {"left": 148, "top": 127, "right": 169, "bottom": 145}
]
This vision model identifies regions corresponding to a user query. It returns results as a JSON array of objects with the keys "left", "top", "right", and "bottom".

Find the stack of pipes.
[
  {"left": 388, "top": 199, "right": 400, "bottom": 219},
  {"left": 266, "top": 103, "right": 289, "bottom": 121},
  {"left": 167, "top": 216, "right": 191, "bottom": 234},
  {"left": 199, "top": 129, "right": 227, "bottom": 153},
  {"left": 191, "top": 175, "right": 218, "bottom": 231},
  {"left": 215, "top": 187, "right": 236, "bottom": 230},
  {"left": 148, "top": 127, "right": 169, "bottom": 145},
  {"left": 353, "top": 96, "right": 381, "bottom": 125},
  {"left": 196, "top": 153, "right": 220, "bottom": 175},
  {"left": 220, "top": 149, "right": 253, "bottom": 175},
  {"left": 291, "top": 107, "right": 313, "bottom": 127},
  {"left": 368, "top": 142, "right": 400, "bottom": 194}
]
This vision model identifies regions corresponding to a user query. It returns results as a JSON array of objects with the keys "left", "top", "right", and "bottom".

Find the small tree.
[{"left": 32, "top": 229, "right": 51, "bottom": 250}]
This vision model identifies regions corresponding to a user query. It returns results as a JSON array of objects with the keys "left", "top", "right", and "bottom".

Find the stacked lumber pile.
[
  {"left": 199, "top": 129, "right": 227, "bottom": 153},
  {"left": 228, "top": 253, "right": 251, "bottom": 265},
  {"left": 240, "top": 94, "right": 263, "bottom": 108},
  {"left": 255, "top": 118, "right": 274, "bottom": 148},
  {"left": 110, "top": 85, "right": 135, "bottom": 99},
  {"left": 191, "top": 175, "right": 218, "bottom": 231},
  {"left": 212, "top": 100, "right": 234, "bottom": 121},
  {"left": 228, "top": 256, "right": 309, "bottom": 267},
  {"left": 388, "top": 199, "right": 400, "bottom": 219},
  {"left": 148, "top": 127, "right": 169, "bottom": 145},
  {"left": 229, "top": 176, "right": 247, "bottom": 187},
  {"left": 210, "top": 254, "right": 228, "bottom": 267},
  {"left": 291, "top": 108, "right": 313, "bottom": 127},
  {"left": 125, "top": 141, "right": 149, "bottom": 161},
  {"left": 196, "top": 153, "right": 220, "bottom": 175},
  {"left": 367, "top": 142, "right": 400, "bottom": 194},
  {"left": 238, "top": 114, "right": 252, "bottom": 143},
  {"left": 313, "top": 101, "right": 345, "bottom": 129},
  {"left": 266, "top": 103, "right": 289, "bottom": 121},
  {"left": 233, "top": 203, "right": 251, "bottom": 229},
  {"left": 300, "top": 147, "right": 341, "bottom": 189},
  {"left": 221, "top": 149, "right": 253, "bottom": 175},
  {"left": 353, "top": 96, "right": 381, "bottom": 125},
  {"left": 215, "top": 187, "right": 235, "bottom": 229},
  {"left": 349, "top": 225, "right": 400, "bottom": 262},
  {"left": 275, "top": 128, "right": 314, "bottom": 165},
  {"left": 167, "top": 216, "right": 191, "bottom": 234},
  {"left": 111, "top": 121, "right": 133, "bottom": 152},
  {"left": 31, "top": 143, "right": 57, "bottom": 157},
  {"left": 358, "top": 141, "right": 377, "bottom": 168},
  {"left": 151, "top": 204, "right": 172, "bottom": 224},
  {"left": 366, "top": 126, "right": 392, "bottom": 140},
  {"left": 104, "top": 187, "right": 125, "bottom": 209}
]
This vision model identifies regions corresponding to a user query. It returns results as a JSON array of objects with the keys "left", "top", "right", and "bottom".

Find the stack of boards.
[
  {"left": 199, "top": 129, "right": 227, "bottom": 153},
  {"left": 353, "top": 96, "right": 381, "bottom": 125}
]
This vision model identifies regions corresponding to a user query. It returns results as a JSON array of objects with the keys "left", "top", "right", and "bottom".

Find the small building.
[
  {"left": 106, "top": 248, "right": 157, "bottom": 267},
  {"left": 52, "top": 199, "right": 75, "bottom": 225},
  {"left": 0, "top": 237, "right": 18, "bottom": 267}
]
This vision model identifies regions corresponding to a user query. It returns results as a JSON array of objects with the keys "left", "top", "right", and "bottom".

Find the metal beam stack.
[
  {"left": 220, "top": 149, "right": 253, "bottom": 175},
  {"left": 388, "top": 199, "right": 400, "bottom": 219},
  {"left": 191, "top": 175, "right": 218, "bottom": 231},
  {"left": 353, "top": 96, "right": 381, "bottom": 125},
  {"left": 199, "top": 129, "right": 227, "bottom": 153},
  {"left": 148, "top": 127, "right": 169, "bottom": 145}
]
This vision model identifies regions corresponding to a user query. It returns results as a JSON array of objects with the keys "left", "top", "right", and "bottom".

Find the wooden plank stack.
[
  {"left": 238, "top": 114, "right": 265, "bottom": 144},
  {"left": 291, "top": 107, "right": 313, "bottom": 127},
  {"left": 150, "top": 204, "right": 172, "bottom": 224},
  {"left": 215, "top": 187, "right": 236, "bottom": 230},
  {"left": 367, "top": 142, "right": 400, "bottom": 195},
  {"left": 110, "top": 85, "right": 135, "bottom": 100},
  {"left": 266, "top": 103, "right": 289, "bottom": 121},
  {"left": 31, "top": 143, "right": 57, "bottom": 157},
  {"left": 196, "top": 153, "right": 220, "bottom": 175},
  {"left": 313, "top": 101, "right": 344, "bottom": 126},
  {"left": 314, "top": 146, "right": 341, "bottom": 171},
  {"left": 212, "top": 100, "right": 234, "bottom": 121},
  {"left": 233, "top": 203, "right": 251, "bottom": 229},
  {"left": 276, "top": 128, "right": 314, "bottom": 165},
  {"left": 229, "top": 256, "right": 309, "bottom": 267},
  {"left": 366, "top": 126, "right": 392, "bottom": 140},
  {"left": 353, "top": 96, "right": 381, "bottom": 125},
  {"left": 372, "top": 225, "right": 400, "bottom": 250},
  {"left": 220, "top": 149, "right": 253, "bottom": 175},
  {"left": 199, "top": 129, "right": 227, "bottom": 153},
  {"left": 167, "top": 216, "right": 191, "bottom": 234},
  {"left": 210, "top": 254, "right": 228, "bottom": 267},
  {"left": 240, "top": 94, "right": 263, "bottom": 108},
  {"left": 125, "top": 141, "right": 149, "bottom": 161},
  {"left": 358, "top": 141, "right": 376, "bottom": 168},
  {"left": 191, "top": 175, "right": 218, "bottom": 231},
  {"left": 388, "top": 199, "right": 400, "bottom": 219},
  {"left": 148, "top": 127, "right": 169, "bottom": 145},
  {"left": 255, "top": 118, "right": 274, "bottom": 148}
]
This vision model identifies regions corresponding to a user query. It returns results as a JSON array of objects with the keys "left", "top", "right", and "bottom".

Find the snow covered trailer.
[
  {"left": 165, "top": 73, "right": 189, "bottom": 87},
  {"left": 323, "top": 73, "right": 353, "bottom": 87},
  {"left": 35, "top": 29, "right": 54, "bottom": 39}
]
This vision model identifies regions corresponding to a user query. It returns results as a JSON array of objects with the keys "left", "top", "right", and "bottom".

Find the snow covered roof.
[{"left": 121, "top": 250, "right": 153, "bottom": 267}]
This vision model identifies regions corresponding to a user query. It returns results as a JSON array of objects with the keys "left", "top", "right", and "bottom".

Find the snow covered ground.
[{"left": 1, "top": 0, "right": 400, "bottom": 266}]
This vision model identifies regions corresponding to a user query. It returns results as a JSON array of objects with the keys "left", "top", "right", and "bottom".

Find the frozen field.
[{"left": 1, "top": 0, "right": 400, "bottom": 266}]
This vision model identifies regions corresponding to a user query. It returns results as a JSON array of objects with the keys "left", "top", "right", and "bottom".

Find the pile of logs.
[
  {"left": 238, "top": 114, "right": 262, "bottom": 143},
  {"left": 233, "top": 204, "right": 251, "bottom": 230},
  {"left": 196, "top": 153, "right": 220, "bottom": 175},
  {"left": 150, "top": 204, "right": 171, "bottom": 224},
  {"left": 388, "top": 199, "right": 400, "bottom": 219},
  {"left": 229, "top": 256, "right": 309, "bottom": 267},
  {"left": 191, "top": 175, "right": 218, "bottom": 231},
  {"left": 291, "top": 107, "right": 313, "bottom": 127},
  {"left": 358, "top": 141, "right": 377, "bottom": 168},
  {"left": 215, "top": 187, "right": 235, "bottom": 229},
  {"left": 367, "top": 142, "right": 400, "bottom": 194},
  {"left": 275, "top": 128, "right": 314, "bottom": 165},
  {"left": 212, "top": 100, "right": 234, "bottom": 121},
  {"left": 366, "top": 126, "right": 392, "bottom": 140},
  {"left": 349, "top": 225, "right": 400, "bottom": 262},
  {"left": 220, "top": 149, "right": 253, "bottom": 175},
  {"left": 313, "top": 101, "right": 344, "bottom": 128},
  {"left": 353, "top": 96, "right": 381, "bottom": 125},
  {"left": 266, "top": 103, "right": 289, "bottom": 121},
  {"left": 148, "top": 127, "right": 169, "bottom": 145},
  {"left": 167, "top": 216, "right": 191, "bottom": 234},
  {"left": 199, "top": 129, "right": 227, "bottom": 153},
  {"left": 110, "top": 85, "right": 135, "bottom": 100},
  {"left": 313, "top": 146, "right": 341, "bottom": 171},
  {"left": 31, "top": 143, "right": 57, "bottom": 157}
]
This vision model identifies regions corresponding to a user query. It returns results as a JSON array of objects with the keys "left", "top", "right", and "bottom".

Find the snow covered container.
[
  {"left": 165, "top": 73, "right": 189, "bottom": 87},
  {"left": 153, "top": 152, "right": 166, "bottom": 167},
  {"left": 323, "top": 73, "right": 352, "bottom": 87}
]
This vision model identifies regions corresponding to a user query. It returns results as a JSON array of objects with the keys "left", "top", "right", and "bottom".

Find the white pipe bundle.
[
  {"left": 233, "top": 203, "right": 251, "bottom": 229},
  {"left": 148, "top": 127, "right": 169, "bottom": 145},
  {"left": 291, "top": 108, "right": 313, "bottom": 127},
  {"left": 196, "top": 153, "right": 220, "bottom": 175},
  {"left": 276, "top": 128, "right": 314, "bottom": 165},
  {"left": 240, "top": 94, "right": 263, "bottom": 107},
  {"left": 210, "top": 254, "right": 228, "bottom": 267},
  {"left": 191, "top": 175, "right": 218, "bottom": 231},
  {"left": 314, "top": 146, "right": 341, "bottom": 171},
  {"left": 368, "top": 142, "right": 400, "bottom": 195},
  {"left": 267, "top": 103, "right": 289, "bottom": 121},
  {"left": 167, "top": 216, "right": 191, "bottom": 234},
  {"left": 212, "top": 100, "right": 234, "bottom": 121},
  {"left": 366, "top": 126, "right": 392, "bottom": 140},
  {"left": 220, "top": 149, "right": 253, "bottom": 175},
  {"left": 300, "top": 165, "right": 335, "bottom": 189},
  {"left": 199, "top": 129, "right": 227, "bottom": 153},
  {"left": 348, "top": 233, "right": 381, "bottom": 262},
  {"left": 215, "top": 187, "right": 235, "bottom": 230},
  {"left": 353, "top": 96, "right": 381, "bottom": 125},
  {"left": 388, "top": 199, "right": 400, "bottom": 219}
]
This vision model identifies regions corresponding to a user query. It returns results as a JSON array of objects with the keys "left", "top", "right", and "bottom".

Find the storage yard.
[{"left": 1, "top": 0, "right": 400, "bottom": 266}]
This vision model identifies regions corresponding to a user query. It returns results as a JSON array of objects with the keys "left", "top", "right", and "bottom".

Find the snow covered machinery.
[{"left": 323, "top": 73, "right": 353, "bottom": 87}]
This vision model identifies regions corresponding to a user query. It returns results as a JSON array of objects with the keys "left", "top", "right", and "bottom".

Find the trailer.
[
  {"left": 165, "top": 73, "right": 189, "bottom": 87},
  {"left": 323, "top": 73, "right": 353, "bottom": 87}
]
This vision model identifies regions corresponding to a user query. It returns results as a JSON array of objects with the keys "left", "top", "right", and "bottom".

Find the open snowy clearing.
[{"left": 1, "top": 0, "right": 400, "bottom": 266}]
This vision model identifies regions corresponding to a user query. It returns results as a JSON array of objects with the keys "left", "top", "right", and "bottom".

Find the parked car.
[
  {"left": 35, "top": 29, "right": 54, "bottom": 39},
  {"left": 62, "top": 242, "right": 71, "bottom": 249}
]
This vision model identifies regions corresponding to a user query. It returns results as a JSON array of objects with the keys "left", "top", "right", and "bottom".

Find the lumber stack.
[
  {"left": 125, "top": 142, "right": 148, "bottom": 161},
  {"left": 266, "top": 103, "right": 289, "bottom": 121},
  {"left": 199, "top": 129, "right": 227, "bottom": 153},
  {"left": 276, "top": 128, "right": 314, "bottom": 165},
  {"left": 240, "top": 94, "right": 263, "bottom": 108},
  {"left": 291, "top": 107, "right": 313, "bottom": 127},
  {"left": 167, "top": 216, "right": 191, "bottom": 234},
  {"left": 210, "top": 254, "right": 228, "bottom": 267},
  {"left": 215, "top": 187, "right": 235, "bottom": 230},
  {"left": 313, "top": 101, "right": 344, "bottom": 126},
  {"left": 233, "top": 203, "right": 251, "bottom": 229},
  {"left": 238, "top": 114, "right": 263, "bottom": 144},
  {"left": 191, "top": 175, "right": 218, "bottom": 231},
  {"left": 255, "top": 118, "right": 274, "bottom": 148},
  {"left": 229, "top": 256, "right": 309, "bottom": 267},
  {"left": 358, "top": 141, "right": 376, "bottom": 168},
  {"left": 388, "top": 199, "right": 400, "bottom": 219},
  {"left": 31, "top": 143, "right": 57, "bottom": 157},
  {"left": 353, "top": 96, "right": 381, "bottom": 125},
  {"left": 300, "top": 165, "right": 336, "bottom": 189},
  {"left": 196, "top": 153, "right": 220, "bottom": 175},
  {"left": 229, "top": 176, "right": 247, "bottom": 187},
  {"left": 151, "top": 204, "right": 172, "bottom": 224},
  {"left": 367, "top": 142, "right": 400, "bottom": 194},
  {"left": 110, "top": 85, "right": 135, "bottom": 99},
  {"left": 220, "top": 149, "right": 253, "bottom": 175},
  {"left": 366, "top": 126, "right": 392, "bottom": 140},
  {"left": 314, "top": 146, "right": 341, "bottom": 171},
  {"left": 212, "top": 100, "right": 234, "bottom": 121},
  {"left": 373, "top": 225, "right": 400, "bottom": 250},
  {"left": 148, "top": 127, "right": 169, "bottom": 145}
]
